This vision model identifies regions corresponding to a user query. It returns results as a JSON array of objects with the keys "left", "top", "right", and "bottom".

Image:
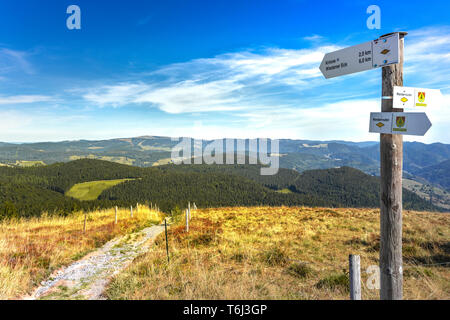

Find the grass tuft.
[
  {"left": 287, "top": 263, "right": 315, "bottom": 279},
  {"left": 316, "top": 273, "right": 349, "bottom": 292},
  {"left": 261, "top": 247, "right": 288, "bottom": 266}
]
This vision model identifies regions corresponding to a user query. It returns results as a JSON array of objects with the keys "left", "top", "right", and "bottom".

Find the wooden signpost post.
[
  {"left": 320, "top": 31, "right": 435, "bottom": 300},
  {"left": 379, "top": 34, "right": 406, "bottom": 299}
]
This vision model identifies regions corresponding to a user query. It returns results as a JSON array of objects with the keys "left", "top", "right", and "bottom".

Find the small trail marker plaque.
[{"left": 393, "top": 86, "right": 442, "bottom": 109}]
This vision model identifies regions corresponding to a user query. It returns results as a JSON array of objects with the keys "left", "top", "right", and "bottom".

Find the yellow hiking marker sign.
[{"left": 393, "top": 86, "right": 442, "bottom": 109}]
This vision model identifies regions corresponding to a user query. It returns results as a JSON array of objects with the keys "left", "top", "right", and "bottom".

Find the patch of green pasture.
[
  {"left": 66, "top": 179, "right": 133, "bottom": 201},
  {"left": 276, "top": 188, "right": 293, "bottom": 194}
]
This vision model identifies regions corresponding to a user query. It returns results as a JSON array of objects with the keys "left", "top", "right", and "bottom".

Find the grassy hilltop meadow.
[
  {"left": 106, "top": 207, "right": 449, "bottom": 300},
  {"left": 1, "top": 206, "right": 447, "bottom": 300}
]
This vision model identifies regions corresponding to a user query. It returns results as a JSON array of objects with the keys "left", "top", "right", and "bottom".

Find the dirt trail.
[{"left": 24, "top": 224, "right": 165, "bottom": 300}]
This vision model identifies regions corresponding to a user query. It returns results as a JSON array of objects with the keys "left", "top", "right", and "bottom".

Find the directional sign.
[
  {"left": 369, "top": 112, "right": 392, "bottom": 134},
  {"left": 369, "top": 112, "right": 432, "bottom": 136},
  {"left": 393, "top": 86, "right": 442, "bottom": 109},
  {"left": 372, "top": 34, "right": 400, "bottom": 69},
  {"left": 320, "top": 33, "right": 399, "bottom": 79}
]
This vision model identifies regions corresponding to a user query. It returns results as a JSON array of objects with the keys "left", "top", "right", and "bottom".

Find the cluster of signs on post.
[
  {"left": 368, "top": 86, "right": 441, "bottom": 136},
  {"left": 319, "top": 33, "right": 442, "bottom": 137}
]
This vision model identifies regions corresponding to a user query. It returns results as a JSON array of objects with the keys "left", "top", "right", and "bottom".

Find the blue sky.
[{"left": 0, "top": 0, "right": 449, "bottom": 143}]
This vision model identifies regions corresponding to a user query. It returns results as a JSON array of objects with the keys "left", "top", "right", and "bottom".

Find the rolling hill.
[
  {"left": 410, "top": 159, "right": 450, "bottom": 191},
  {"left": 0, "top": 159, "right": 440, "bottom": 219}
]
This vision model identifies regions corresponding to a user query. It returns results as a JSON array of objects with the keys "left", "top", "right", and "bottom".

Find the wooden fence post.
[
  {"left": 83, "top": 213, "right": 87, "bottom": 233},
  {"left": 136, "top": 203, "right": 139, "bottom": 213},
  {"left": 115, "top": 206, "right": 118, "bottom": 224},
  {"left": 165, "top": 218, "right": 170, "bottom": 263},
  {"left": 130, "top": 205, "right": 133, "bottom": 218},
  {"left": 349, "top": 254, "right": 362, "bottom": 300},
  {"left": 188, "top": 202, "right": 191, "bottom": 220},
  {"left": 185, "top": 209, "right": 189, "bottom": 232}
]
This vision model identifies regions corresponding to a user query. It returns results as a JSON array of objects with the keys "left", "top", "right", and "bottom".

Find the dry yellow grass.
[
  {"left": 0, "top": 205, "right": 164, "bottom": 299},
  {"left": 105, "top": 206, "right": 449, "bottom": 300}
]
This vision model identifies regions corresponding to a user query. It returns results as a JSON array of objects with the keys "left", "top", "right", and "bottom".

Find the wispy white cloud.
[
  {"left": 82, "top": 83, "right": 150, "bottom": 107},
  {"left": 209, "top": 48, "right": 330, "bottom": 78},
  {"left": 82, "top": 45, "right": 339, "bottom": 113},
  {"left": 0, "top": 109, "right": 89, "bottom": 142},
  {"left": 133, "top": 79, "right": 245, "bottom": 113},
  {"left": 303, "top": 34, "right": 324, "bottom": 42},
  {"left": 81, "top": 26, "right": 450, "bottom": 117},
  {"left": 404, "top": 26, "right": 450, "bottom": 88},
  {"left": 0, "top": 48, "right": 35, "bottom": 75},
  {"left": 0, "top": 95, "right": 53, "bottom": 105},
  {"left": 0, "top": 110, "right": 33, "bottom": 131}
]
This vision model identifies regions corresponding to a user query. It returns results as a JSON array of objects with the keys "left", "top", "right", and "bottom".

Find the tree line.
[{"left": 0, "top": 159, "right": 439, "bottom": 220}]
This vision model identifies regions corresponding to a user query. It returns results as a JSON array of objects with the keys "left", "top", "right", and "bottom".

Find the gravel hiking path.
[{"left": 24, "top": 224, "right": 165, "bottom": 300}]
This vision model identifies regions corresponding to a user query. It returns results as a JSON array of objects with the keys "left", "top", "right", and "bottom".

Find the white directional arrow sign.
[
  {"left": 369, "top": 112, "right": 432, "bottom": 136},
  {"left": 393, "top": 86, "right": 443, "bottom": 109},
  {"left": 320, "top": 33, "right": 399, "bottom": 78}
]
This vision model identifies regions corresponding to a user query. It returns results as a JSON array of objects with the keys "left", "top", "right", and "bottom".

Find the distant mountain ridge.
[
  {"left": 411, "top": 159, "right": 450, "bottom": 191},
  {"left": 0, "top": 136, "right": 448, "bottom": 188}
]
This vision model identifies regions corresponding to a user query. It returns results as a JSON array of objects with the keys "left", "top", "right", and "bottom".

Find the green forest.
[{"left": 0, "top": 159, "right": 439, "bottom": 220}]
